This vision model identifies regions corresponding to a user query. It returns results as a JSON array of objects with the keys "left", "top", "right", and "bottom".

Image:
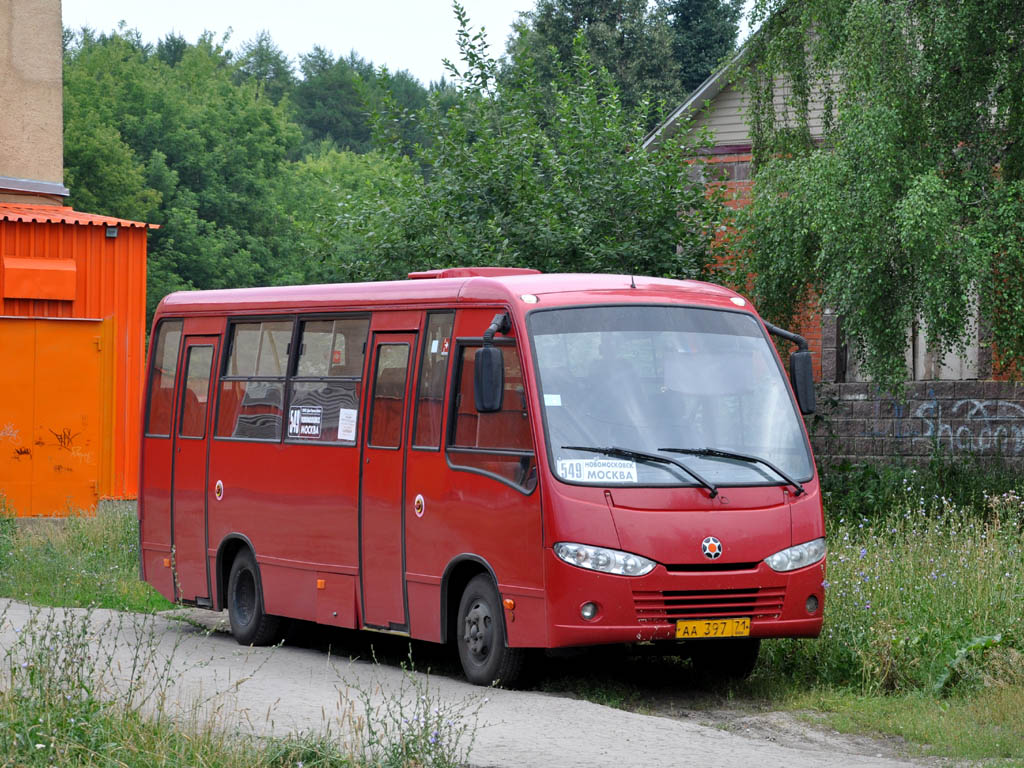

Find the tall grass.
[
  {"left": 0, "top": 499, "right": 171, "bottom": 612},
  {"left": 0, "top": 604, "right": 480, "bottom": 767},
  {"left": 763, "top": 490, "right": 1024, "bottom": 695}
]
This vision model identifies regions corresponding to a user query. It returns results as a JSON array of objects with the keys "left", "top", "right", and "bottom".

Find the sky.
[
  {"left": 61, "top": 1, "right": 537, "bottom": 86},
  {"left": 62, "top": 1, "right": 755, "bottom": 88}
]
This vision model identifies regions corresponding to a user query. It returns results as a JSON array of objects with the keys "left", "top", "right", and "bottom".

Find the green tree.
[
  {"left": 234, "top": 30, "right": 296, "bottom": 105},
  {"left": 505, "top": 0, "right": 678, "bottom": 125},
  {"left": 504, "top": 0, "right": 742, "bottom": 125},
  {"left": 737, "top": 0, "right": 1024, "bottom": 388},
  {"left": 155, "top": 32, "right": 188, "bottom": 67},
  {"left": 63, "top": 29, "right": 302, "bottom": 315},
  {"left": 326, "top": 6, "right": 722, "bottom": 282},
  {"left": 665, "top": 0, "right": 744, "bottom": 92},
  {"left": 275, "top": 144, "right": 421, "bottom": 283},
  {"left": 291, "top": 48, "right": 429, "bottom": 156}
]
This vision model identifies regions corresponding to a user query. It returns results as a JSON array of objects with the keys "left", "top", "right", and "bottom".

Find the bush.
[{"left": 819, "top": 454, "right": 1023, "bottom": 523}]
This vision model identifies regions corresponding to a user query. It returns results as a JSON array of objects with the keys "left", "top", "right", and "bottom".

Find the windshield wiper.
[
  {"left": 659, "top": 447, "right": 805, "bottom": 496},
  {"left": 562, "top": 445, "right": 718, "bottom": 498}
]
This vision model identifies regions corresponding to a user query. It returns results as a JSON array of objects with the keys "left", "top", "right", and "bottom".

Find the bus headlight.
[
  {"left": 553, "top": 542, "right": 656, "bottom": 576},
  {"left": 765, "top": 538, "right": 826, "bottom": 572}
]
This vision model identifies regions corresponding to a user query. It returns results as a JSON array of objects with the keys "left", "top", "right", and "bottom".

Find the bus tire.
[
  {"left": 456, "top": 574, "right": 525, "bottom": 686},
  {"left": 688, "top": 637, "right": 760, "bottom": 681},
  {"left": 227, "top": 549, "right": 281, "bottom": 646}
]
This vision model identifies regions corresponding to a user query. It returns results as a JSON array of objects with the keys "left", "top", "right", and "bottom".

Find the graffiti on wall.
[{"left": 913, "top": 398, "right": 1024, "bottom": 455}]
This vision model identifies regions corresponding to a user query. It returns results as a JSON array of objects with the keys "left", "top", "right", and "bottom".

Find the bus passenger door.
[
  {"left": 171, "top": 335, "right": 218, "bottom": 603},
  {"left": 360, "top": 332, "right": 416, "bottom": 630}
]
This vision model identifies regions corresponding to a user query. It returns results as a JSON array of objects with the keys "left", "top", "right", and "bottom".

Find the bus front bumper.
[{"left": 544, "top": 548, "right": 826, "bottom": 648}]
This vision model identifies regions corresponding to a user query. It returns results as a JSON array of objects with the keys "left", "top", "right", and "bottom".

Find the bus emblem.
[{"left": 701, "top": 536, "right": 722, "bottom": 559}]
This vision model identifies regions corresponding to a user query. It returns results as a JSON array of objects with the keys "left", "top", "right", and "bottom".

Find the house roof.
[
  {"left": 0, "top": 203, "right": 157, "bottom": 229},
  {"left": 642, "top": 46, "right": 747, "bottom": 151}
]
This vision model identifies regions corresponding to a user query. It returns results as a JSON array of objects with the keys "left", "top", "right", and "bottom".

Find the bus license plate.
[{"left": 675, "top": 617, "right": 750, "bottom": 639}]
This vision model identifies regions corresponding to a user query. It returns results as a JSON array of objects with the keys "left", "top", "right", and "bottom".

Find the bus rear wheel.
[
  {"left": 456, "top": 574, "right": 525, "bottom": 686},
  {"left": 227, "top": 549, "right": 281, "bottom": 646}
]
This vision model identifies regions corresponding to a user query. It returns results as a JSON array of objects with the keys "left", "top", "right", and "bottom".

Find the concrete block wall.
[{"left": 809, "top": 380, "right": 1024, "bottom": 465}]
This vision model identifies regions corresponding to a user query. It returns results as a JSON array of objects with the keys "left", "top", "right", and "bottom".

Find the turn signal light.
[
  {"left": 316, "top": 579, "right": 326, "bottom": 590},
  {"left": 502, "top": 598, "right": 515, "bottom": 610}
]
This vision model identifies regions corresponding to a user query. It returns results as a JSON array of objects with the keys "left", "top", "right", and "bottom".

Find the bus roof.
[{"left": 154, "top": 271, "right": 750, "bottom": 317}]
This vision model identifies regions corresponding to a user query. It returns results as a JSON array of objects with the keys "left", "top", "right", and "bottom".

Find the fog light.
[
  {"left": 580, "top": 602, "right": 599, "bottom": 620},
  {"left": 806, "top": 595, "right": 819, "bottom": 614}
]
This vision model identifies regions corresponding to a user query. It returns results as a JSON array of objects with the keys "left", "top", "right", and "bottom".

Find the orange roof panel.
[{"left": 0, "top": 203, "right": 157, "bottom": 229}]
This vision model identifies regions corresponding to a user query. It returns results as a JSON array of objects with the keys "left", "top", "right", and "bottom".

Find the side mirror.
[
  {"left": 789, "top": 350, "right": 816, "bottom": 415},
  {"left": 474, "top": 346, "right": 504, "bottom": 412}
]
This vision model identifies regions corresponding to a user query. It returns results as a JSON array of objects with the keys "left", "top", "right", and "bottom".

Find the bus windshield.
[{"left": 529, "top": 305, "right": 814, "bottom": 487}]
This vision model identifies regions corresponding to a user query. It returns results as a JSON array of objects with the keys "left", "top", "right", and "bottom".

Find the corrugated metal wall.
[
  {"left": 0, "top": 216, "right": 147, "bottom": 506},
  {"left": 0, "top": 317, "right": 113, "bottom": 516}
]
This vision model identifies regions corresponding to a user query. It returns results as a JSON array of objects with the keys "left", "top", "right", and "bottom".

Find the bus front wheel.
[
  {"left": 227, "top": 549, "right": 281, "bottom": 646},
  {"left": 456, "top": 574, "right": 525, "bottom": 686}
]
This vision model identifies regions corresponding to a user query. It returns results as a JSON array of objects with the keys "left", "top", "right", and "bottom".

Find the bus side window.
[
  {"left": 145, "top": 319, "right": 183, "bottom": 438},
  {"left": 368, "top": 344, "right": 410, "bottom": 448},
  {"left": 448, "top": 344, "right": 536, "bottom": 492},
  {"left": 216, "top": 320, "right": 292, "bottom": 441},
  {"left": 179, "top": 346, "right": 213, "bottom": 438},
  {"left": 412, "top": 312, "right": 454, "bottom": 449},
  {"left": 287, "top": 316, "right": 369, "bottom": 444}
]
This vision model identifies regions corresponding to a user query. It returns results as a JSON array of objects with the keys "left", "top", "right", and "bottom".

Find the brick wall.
[{"left": 706, "top": 147, "right": 826, "bottom": 380}]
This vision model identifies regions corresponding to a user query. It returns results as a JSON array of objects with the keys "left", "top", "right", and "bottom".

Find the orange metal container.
[{"left": 0, "top": 203, "right": 151, "bottom": 515}]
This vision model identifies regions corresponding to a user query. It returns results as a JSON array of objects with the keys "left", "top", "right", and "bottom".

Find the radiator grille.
[{"left": 633, "top": 587, "right": 785, "bottom": 623}]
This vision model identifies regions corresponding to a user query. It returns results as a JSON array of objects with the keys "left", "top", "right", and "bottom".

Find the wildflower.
[
  {"left": 859, "top": 547, "right": 867, "bottom": 559},
  {"left": 821, "top": 579, "right": 830, "bottom": 590},
  {"left": 430, "top": 730, "right": 439, "bottom": 744}
]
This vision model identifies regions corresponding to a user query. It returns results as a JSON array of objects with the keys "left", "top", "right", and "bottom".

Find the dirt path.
[{"left": 0, "top": 600, "right": 935, "bottom": 767}]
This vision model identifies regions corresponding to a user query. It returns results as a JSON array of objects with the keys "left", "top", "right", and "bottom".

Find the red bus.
[{"left": 140, "top": 268, "right": 826, "bottom": 685}]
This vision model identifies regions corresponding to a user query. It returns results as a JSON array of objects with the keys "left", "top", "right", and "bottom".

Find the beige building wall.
[
  {"left": 0, "top": 0, "right": 65, "bottom": 203},
  {"left": 692, "top": 80, "right": 829, "bottom": 147}
]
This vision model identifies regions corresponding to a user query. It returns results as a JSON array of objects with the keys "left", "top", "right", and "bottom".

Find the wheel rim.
[
  {"left": 463, "top": 598, "right": 493, "bottom": 665},
  {"left": 235, "top": 568, "right": 256, "bottom": 626}
]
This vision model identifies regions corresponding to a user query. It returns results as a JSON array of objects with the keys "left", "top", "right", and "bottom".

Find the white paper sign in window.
[
  {"left": 338, "top": 408, "right": 358, "bottom": 442},
  {"left": 557, "top": 459, "right": 638, "bottom": 483}
]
